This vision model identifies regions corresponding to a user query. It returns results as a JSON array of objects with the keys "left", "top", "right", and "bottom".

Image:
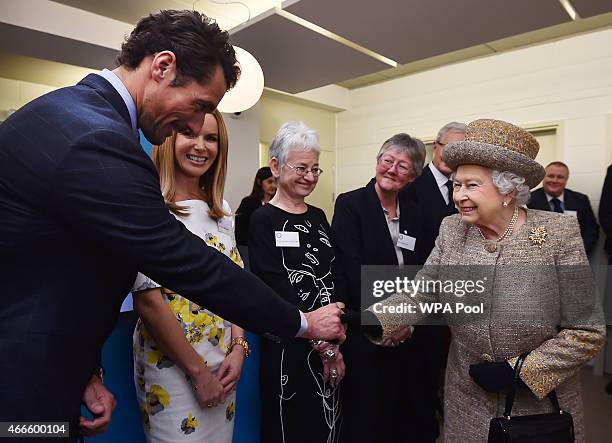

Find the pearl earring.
[{"left": 502, "top": 201, "right": 509, "bottom": 207}]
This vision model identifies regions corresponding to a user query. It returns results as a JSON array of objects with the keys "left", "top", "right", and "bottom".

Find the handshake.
[
  {"left": 301, "top": 302, "right": 412, "bottom": 348},
  {"left": 302, "top": 302, "right": 347, "bottom": 343}
]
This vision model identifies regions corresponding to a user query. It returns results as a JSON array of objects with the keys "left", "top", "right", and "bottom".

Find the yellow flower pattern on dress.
[
  {"left": 136, "top": 364, "right": 145, "bottom": 392},
  {"left": 133, "top": 204, "right": 242, "bottom": 441},
  {"left": 141, "top": 407, "right": 151, "bottom": 432},
  {"left": 226, "top": 401, "right": 235, "bottom": 422},
  {"left": 229, "top": 246, "right": 244, "bottom": 268},
  {"left": 146, "top": 384, "right": 170, "bottom": 416},
  {"left": 180, "top": 414, "right": 199, "bottom": 435},
  {"left": 147, "top": 346, "right": 174, "bottom": 369},
  {"left": 205, "top": 233, "right": 225, "bottom": 254}
]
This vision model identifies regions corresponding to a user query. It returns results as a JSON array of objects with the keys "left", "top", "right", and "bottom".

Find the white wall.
[
  {"left": 223, "top": 106, "right": 261, "bottom": 213},
  {"left": 0, "top": 77, "right": 56, "bottom": 114},
  {"left": 337, "top": 28, "right": 612, "bottom": 212}
]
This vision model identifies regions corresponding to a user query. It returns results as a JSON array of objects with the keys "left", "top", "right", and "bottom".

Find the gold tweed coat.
[{"left": 371, "top": 209, "right": 605, "bottom": 443}]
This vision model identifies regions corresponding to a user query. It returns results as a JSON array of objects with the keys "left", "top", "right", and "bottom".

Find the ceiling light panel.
[
  {"left": 284, "top": 0, "right": 571, "bottom": 64},
  {"left": 230, "top": 10, "right": 391, "bottom": 93}
]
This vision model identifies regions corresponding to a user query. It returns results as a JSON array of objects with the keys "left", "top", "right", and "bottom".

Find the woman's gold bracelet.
[{"left": 227, "top": 336, "right": 250, "bottom": 358}]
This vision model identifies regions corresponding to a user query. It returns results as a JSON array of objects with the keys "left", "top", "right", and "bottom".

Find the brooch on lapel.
[{"left": 529, "top": 226, "right": 547, "bottom": 248}]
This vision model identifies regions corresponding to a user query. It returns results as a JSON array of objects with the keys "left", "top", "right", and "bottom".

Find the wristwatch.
[{"left": 226, "top": 336, "right": 250, "bottom": 358}]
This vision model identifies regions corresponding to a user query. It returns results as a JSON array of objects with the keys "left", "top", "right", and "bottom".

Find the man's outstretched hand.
[{"left": 303, "top": 302, "right": 346, "bottom": 343}]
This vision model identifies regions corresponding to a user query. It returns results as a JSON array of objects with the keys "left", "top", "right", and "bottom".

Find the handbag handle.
[{"left": 503, "top": 352, "right": 562, "bottom": 419}]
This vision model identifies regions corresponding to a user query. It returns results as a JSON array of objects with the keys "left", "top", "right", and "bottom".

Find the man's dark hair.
[{"left": 117, "top": 10, "right": 240, "bottom": 89}]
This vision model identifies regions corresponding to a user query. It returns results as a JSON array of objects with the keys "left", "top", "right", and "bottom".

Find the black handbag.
[{"left": 487, "top": 352, "right": 574, "bottom": 443}]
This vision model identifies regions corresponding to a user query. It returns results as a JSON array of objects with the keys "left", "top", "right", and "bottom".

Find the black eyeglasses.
[{"left": 284, "top": 163, "right": 323, "bottom": 177}]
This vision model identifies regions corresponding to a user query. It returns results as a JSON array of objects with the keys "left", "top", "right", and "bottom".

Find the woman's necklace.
[{"left": 478, "top": 207, "right": 519, "bottom": 253}]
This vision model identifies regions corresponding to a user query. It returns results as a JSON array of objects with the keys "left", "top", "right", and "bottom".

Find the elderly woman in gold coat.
[{"left": 367, "top": 119, "right": 605, "bottom": 443}]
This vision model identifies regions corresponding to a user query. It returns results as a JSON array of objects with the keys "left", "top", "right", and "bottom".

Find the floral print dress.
[{"left": 132, "top": 200, "right": 243, "bottom": 442}]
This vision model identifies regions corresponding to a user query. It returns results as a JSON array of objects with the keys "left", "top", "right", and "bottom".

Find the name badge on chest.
[
  {"left": 397, "top": 233, "right": 416, "bottom": 251},
  {"left": 218, "top": 216, "right": 233, "bottom": 235},
  {"left": 275, "top": 231, "right": 300, "bottom": 248}
]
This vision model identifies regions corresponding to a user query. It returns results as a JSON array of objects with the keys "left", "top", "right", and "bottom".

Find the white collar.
[
  {"left": 545, "top": 191, "right": 565, "bottom": 203},
  {"left": 98, "top": 69, "right": 138, "bottom": 135},
  {"left": 429, "top": 162, "right": 450, "bottom": 188}
]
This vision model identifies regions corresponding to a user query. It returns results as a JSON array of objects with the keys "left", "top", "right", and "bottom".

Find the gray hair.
[
  {"left": 436, "top": 121, "right": 466, "bottom": 142},
  {"left": 268, "top": 121, "right": 320, "bottom": 166},
  {"left": 376, "top": 133, "right": 427, "bottom": 178},
  {"left": 491, "top": 170, "right": 531, "bottom": 206}
]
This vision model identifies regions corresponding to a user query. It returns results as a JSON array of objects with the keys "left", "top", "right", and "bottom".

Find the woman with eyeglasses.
[
  {"left": 248, "top": 121, "right": 344, "bottom": 443},
  {"left": 331, "top": 133, "right": 435, "bottom": 443}
]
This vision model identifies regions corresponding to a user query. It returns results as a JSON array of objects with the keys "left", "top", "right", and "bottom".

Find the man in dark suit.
[
  {"left": 598, "top": 165, "right": 612, "bottom": 395},
  {"left": 403, "top": 122, "right": 466, "bottom": 257},
  {"left": 528, "top": 161, "right": 599, "bottom": 255},
  {"left": 0, "top": 10, "right": 344, "bottom": 441}
]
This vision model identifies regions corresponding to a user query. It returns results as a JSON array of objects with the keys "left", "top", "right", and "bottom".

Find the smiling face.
[
  {"left": 174, "top": 113, "right": 219, "bottom": 181},
  {"left": 140, "top": 58, "right": 226, "bottom": 145},
  {"left": 542, "top": 164, "right": 568, "bottom": 198},
  {"left": 275, "top": 149, "right": 320, "bottom": 200},
  {"left": 375, "top": 148, "right": 415, "bottom": 193},
  {"left": 453, "top": 164, "right": 507, "bottom": 226}
]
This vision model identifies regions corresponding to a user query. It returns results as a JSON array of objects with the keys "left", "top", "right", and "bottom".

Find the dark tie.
[
  {"left": 551, "top": 198, "right": 563, "bottom": 213},
  {"left": 445, "top": 180, "right": 455, "bottom": 213}
]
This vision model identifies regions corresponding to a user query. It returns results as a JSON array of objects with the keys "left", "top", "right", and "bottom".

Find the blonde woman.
[{"left": 132, "top": 110, "right": 248, "bottom": 442}]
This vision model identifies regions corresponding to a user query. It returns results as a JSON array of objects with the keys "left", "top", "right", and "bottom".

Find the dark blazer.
[
  {"left": 402, "top": 164, "right": 457, "bottom": 260},
  {"left": 332, "top": 178, "right": 426, "bottom": 312},
  {"left": 0, "top": 74, "right": 300, "bottom": 431},
  {"left": 235, "top": 195, "right": 263, "bottom": 245},
  {"left": 599, "top": 165, "right": 612, "bottom": 253},
  {"left": 331, "top": 179, "right": 439, "bottom": 443},
  {"left": 528, "top": 187, "right": 599, "bottom": 254}
]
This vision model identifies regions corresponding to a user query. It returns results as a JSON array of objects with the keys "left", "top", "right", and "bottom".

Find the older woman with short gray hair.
[
  {"left": 249, "top": 121, "right": 344, "bottom": 442},
  {"left": 451, "top": 169, "right": 532, "bottom": 207},
  {"left": 331, "top": 132, "right": 435, "bottom": 443}
]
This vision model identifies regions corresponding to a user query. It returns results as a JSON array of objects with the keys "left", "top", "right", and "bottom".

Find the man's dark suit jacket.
[
  {"left": 528, "top": 187, "right": 599, "bottom": 254},
  {"left": 599, "top": 165, "right": 612, "bottom": 253},
  {"left": 331, "top": 179, "right": 439, "bottom": 443},
  {"left": 0, "top": 74, "right": 300, "bottom": 432},
  {"left": 402, "top": 164, "right": 456, "bottom": 260}
]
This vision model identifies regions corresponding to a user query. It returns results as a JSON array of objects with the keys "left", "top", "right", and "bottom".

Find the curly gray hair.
[{"left": 491, "top": 170, "right": 531, "bottom": 206}]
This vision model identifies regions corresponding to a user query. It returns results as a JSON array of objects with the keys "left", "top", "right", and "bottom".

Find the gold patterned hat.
[{"left": 442, "top": 119, "right": 545, "bottom": 188}]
